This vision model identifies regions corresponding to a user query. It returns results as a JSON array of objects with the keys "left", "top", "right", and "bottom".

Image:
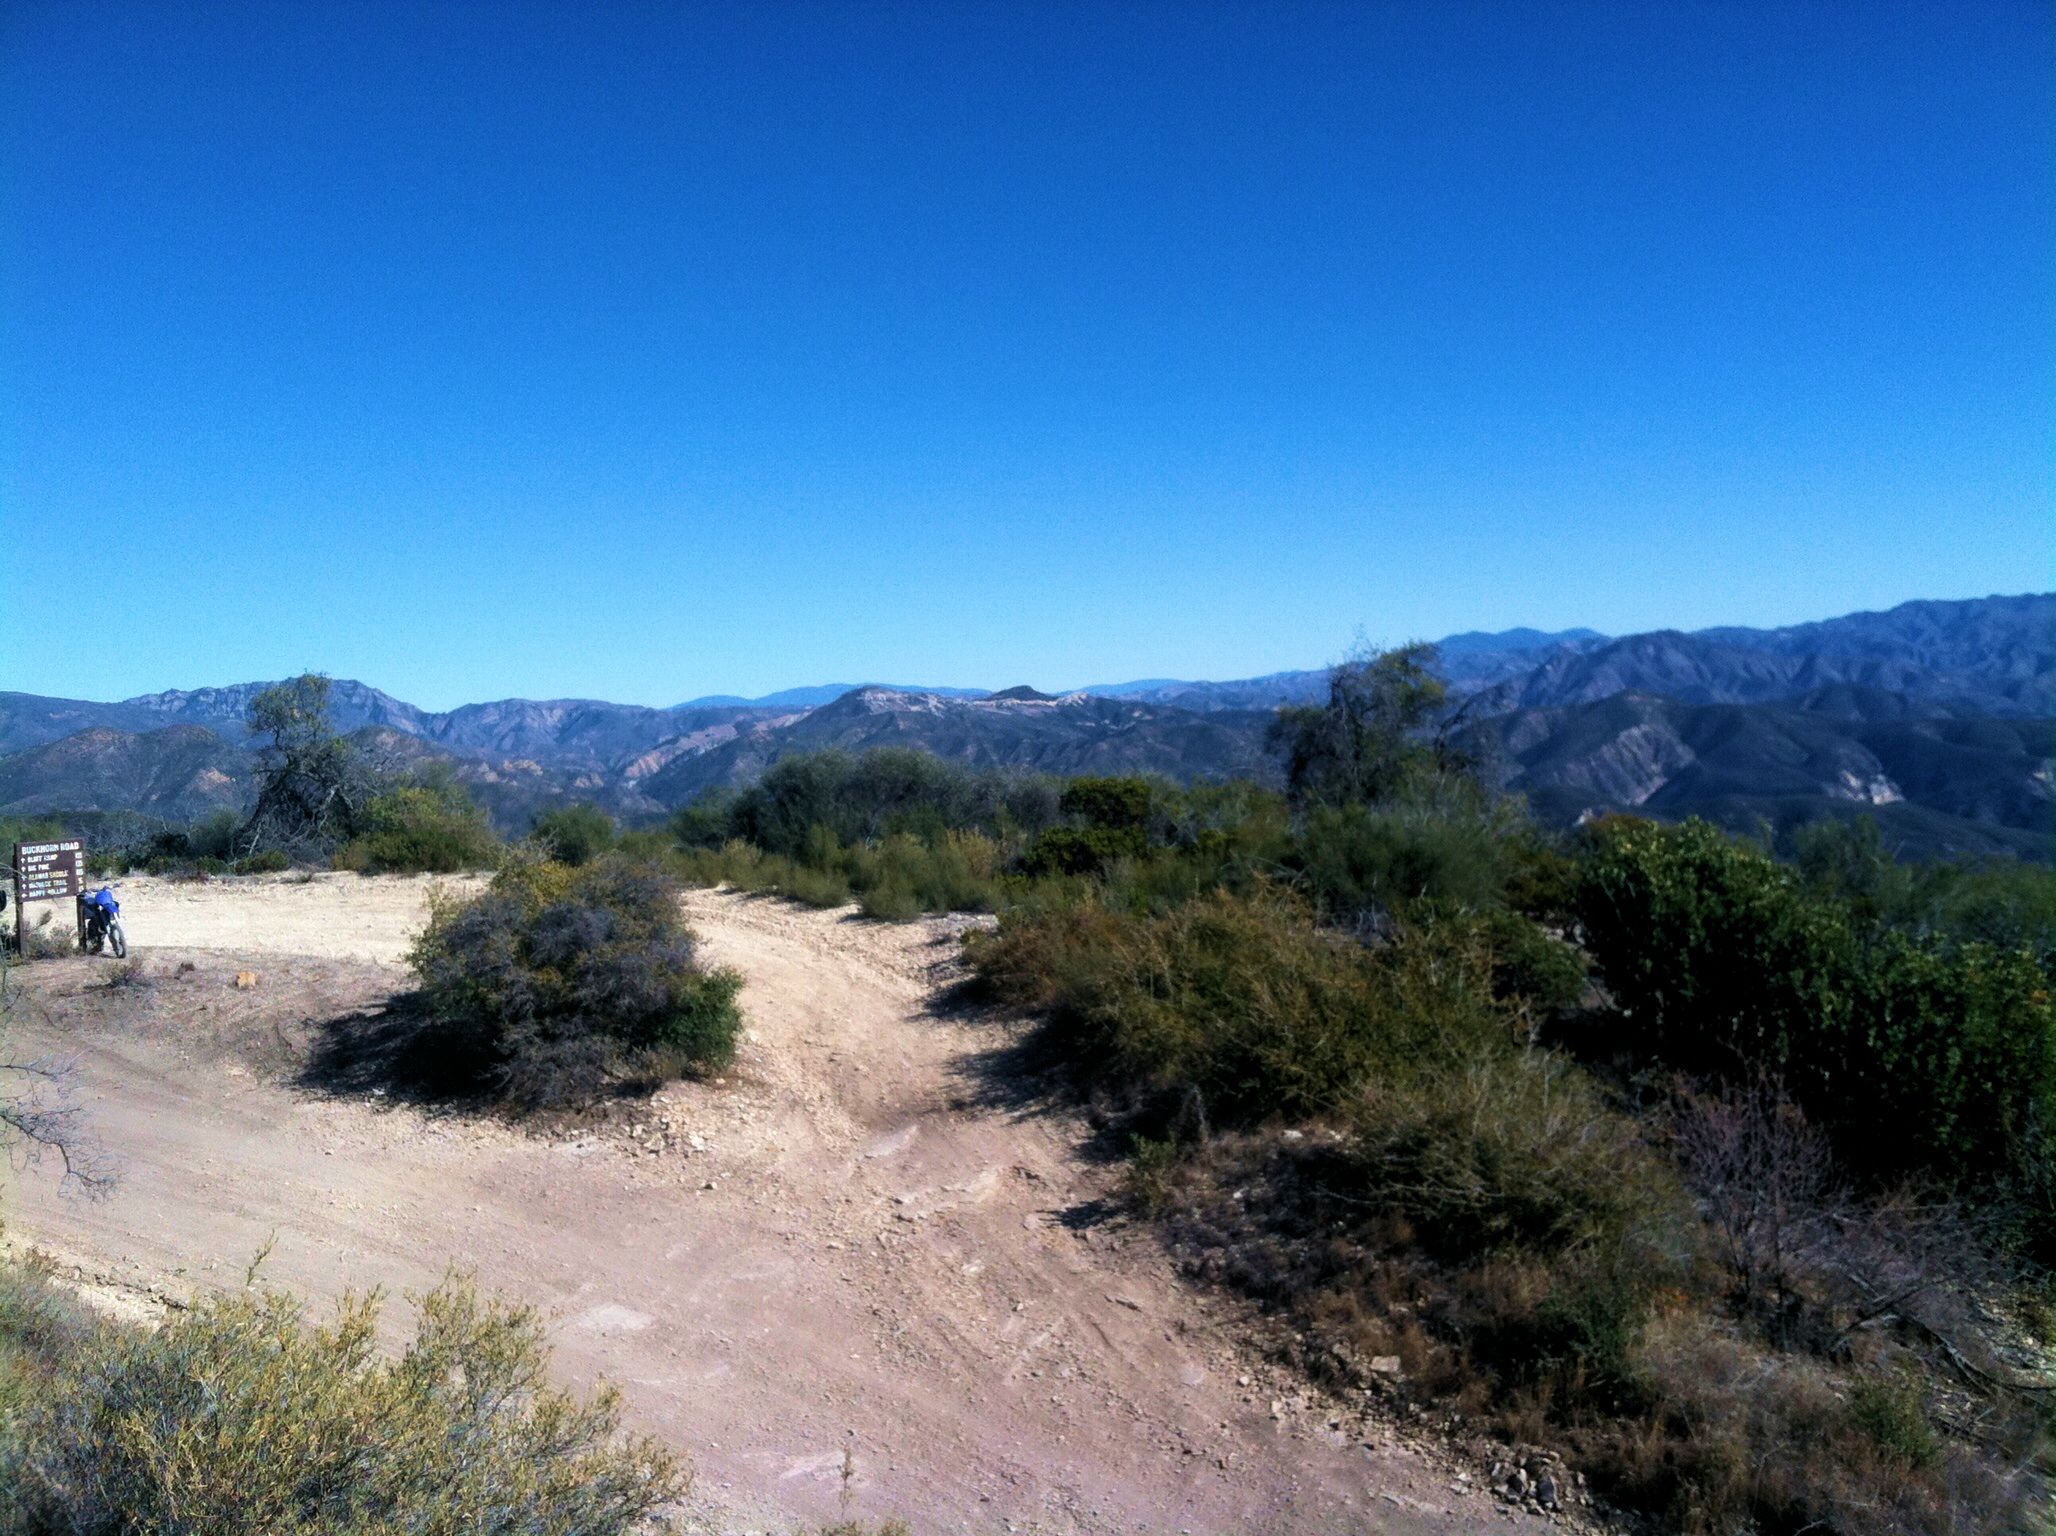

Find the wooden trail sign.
[{"left": 12, "top": 839, "right": 85, "bottom": 953}]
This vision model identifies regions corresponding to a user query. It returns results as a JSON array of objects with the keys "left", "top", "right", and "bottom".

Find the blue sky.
[{"left": 3, "top": 1, "right": 2049, "bottom": 709}]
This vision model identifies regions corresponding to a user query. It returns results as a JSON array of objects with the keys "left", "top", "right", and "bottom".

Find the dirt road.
[{"left": 5, "top": 874, "right": 1550, "bottom": 1534}]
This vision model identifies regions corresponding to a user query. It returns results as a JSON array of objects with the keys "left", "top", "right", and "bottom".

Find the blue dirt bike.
[{"left": 78, "top": 886, "right": 127, "bottom": 958}]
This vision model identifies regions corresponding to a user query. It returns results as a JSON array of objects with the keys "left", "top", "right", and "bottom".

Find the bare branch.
[
  {"left": 1671, "top": 1075, "right": 1837, "bottom": 1317},
  {"left": 0, "top": 1052, "right": 117, "bottom": 1196},
  {"left": 1, "top": 963, "right": 118, "bottom": 1197}
]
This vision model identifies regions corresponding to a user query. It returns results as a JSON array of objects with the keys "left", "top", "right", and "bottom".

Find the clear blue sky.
[{"left": 3, "top": 2, "right": 2049, "bottom": 709}]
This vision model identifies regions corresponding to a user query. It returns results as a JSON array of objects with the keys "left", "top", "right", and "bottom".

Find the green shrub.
[
  {"left": 410, "top": 855, "right": 743, "bottom": 1108},
  {"left": 1058, "top": 776, "right": 1156, "bottom": 833},
  {"left": 845, "top": 830, "right": 1001, "bottom": 913},
  {"left": 1573, "top": 817, "right": 1854, "bottom": 1076},
  {"left": 673, "top": 837, "right": 768, "bottom": 890},
  {"left": 1834, "top": 931, "right": 2056, "bottom": 1192},
  {"left": 111, "top": 810, "right": 244, "bottom": 875},
  {"left": 337, "top": 778, "right": 500, "bottom": 874},
  {"left": 970, "top": 888, "right": 1537, "bottom": 1125},
  {"left": 233, "top": 849, "right": 291, "bottom": 875},
  {"left": 674, "top": 822, "right": 1001, "bottom": 919},
  {"left": 1344, "top": 1049, "right": 1673, "bottom": 1260},
  {"left": 1791, "top": 815, "right": 1915, "bottom": 929},
  {"left": 786, "top": 862, "right": 857, "bottom": 908},
  {"left": 532, "top": 803, "right": 618, "bottom": 866},
  {"left": 189, "top": 808, "right": 243, "bottom": 861},
  {"left": 970, "top": 888, "right": 1373, "bottom": 1121},
  {"left": 1795, "top": 815, "right": 2056, "bottom": 960},
  {"left": 1846, "top": 1371, "right": 1941, "bottom": 1472},
  {"left": 678, "top": 749, "right": 1060, "bottom": 858},
  {"left": 1125, "top": 1133, "right": 1182, "bottom": 1213},
  {"left": 0, "top": 1252, "right": 100, "bottom": 1433},
  {"left": 673, "top": 839, "right": 851, "bottom": 906},
  {"left": 1020, "top": 823, "right": 1147, "bottom": 878},
  {"left": 1476, "top": 905, "right": 1588, "bottom": 1027},
  {"left": 0, "top": 818, "right": 68, "bottom": 867},
  {"left": 1574, "top": 818, "right": 2056, "bottom": 1220},
  {"left": 1914, "top": 856, "right": 2056, "bottom": 960},
  {"left": 611, "top": 827, "right": 673, "bottom": 861},
  {"left": 858, "top": 883, "right": 922, "bottom": 922},
  {"left": 10, "top": 1274, "right": 683, "bottom": 1535},
  {"left": 1018, "top": 776, "right": 1173, "bottom": 880},
  {"left": 1291, "top": 790, "right": 1524, "bottom": 925}
]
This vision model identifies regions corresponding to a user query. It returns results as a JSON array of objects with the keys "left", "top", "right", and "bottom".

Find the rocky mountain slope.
[
  {"left": 0, "top": 725, "right": 247, "bottom": 823},
  {"left": 1467, "top": 691, "right": 2055, "bottom": 859}
]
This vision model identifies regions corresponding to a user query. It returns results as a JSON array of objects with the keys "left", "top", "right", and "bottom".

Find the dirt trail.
[{"left": 6, "top": 875, "right": 1551, "bottom": 1534}]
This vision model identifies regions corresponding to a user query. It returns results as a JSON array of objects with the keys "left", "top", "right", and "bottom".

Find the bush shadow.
[
  {"left": 296, "top": 993, "right": 685, "bottom": 1115},
  {"left": 295, "top": 991, "right": 496, "bottom": 1110},
  {"left": 922, "top": 971, "right": 1133, "bottom": 1169}
]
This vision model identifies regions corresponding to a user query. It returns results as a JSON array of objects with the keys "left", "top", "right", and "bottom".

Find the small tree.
[
  {"left": 1019, "top": 776, "right": 1159, "bottom": 878},
  {"left": 337, "top": 772, "right": 501, "bottom": 874},
  {"left": 237, "top": 675, "right": 377, "bottom": 858},
  {"left": 1270, "top": 644, "right": 1465, "bottom": 810},
  {"left": 531, "top": 803, "right": 618, "bottom": 866}
]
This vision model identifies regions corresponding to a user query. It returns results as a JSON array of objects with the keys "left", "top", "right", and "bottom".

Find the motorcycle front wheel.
[{"left": 107, "top": 920, "right": 127, "bottom": 959}]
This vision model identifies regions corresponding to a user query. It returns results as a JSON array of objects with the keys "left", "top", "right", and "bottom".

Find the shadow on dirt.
[
  {"left": 1054, "top": 1196, "right": 1122, "bottom": 1230},
  {"left": 296, "top": 995, "right": 675, "bottom": 1117},
  {"left": 295, "top": 993, "right": 496, "bottom": 1110},
  {"left": 925, "top": 972, "right": 1135, "bottom": 1170}
]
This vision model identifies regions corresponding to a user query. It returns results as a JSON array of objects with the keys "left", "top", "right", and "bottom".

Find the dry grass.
[{"left": 1154, "top": 1125, "right": 2047, "bottom": 1535}]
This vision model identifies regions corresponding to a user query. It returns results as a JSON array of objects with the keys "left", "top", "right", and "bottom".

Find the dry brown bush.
[{"left": 1154, "top": 1121, "right": 2047, "bottom": 1535}]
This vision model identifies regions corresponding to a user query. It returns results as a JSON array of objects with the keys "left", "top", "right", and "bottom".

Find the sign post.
[{"left": 12, "top": 840, "right": 84, "bottom": 954}]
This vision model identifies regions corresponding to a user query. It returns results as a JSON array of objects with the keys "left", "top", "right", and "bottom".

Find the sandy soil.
[
  {"left": 80, "top": 870, "right": 490, "bottom": 962},
  {"left": 5, "top": 874, "right": 1560, "bottom": 1535}
]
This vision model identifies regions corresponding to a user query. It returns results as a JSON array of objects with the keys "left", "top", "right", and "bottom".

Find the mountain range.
[{"left": 2, "top": 594, "right": 2049, "bottom": 859}]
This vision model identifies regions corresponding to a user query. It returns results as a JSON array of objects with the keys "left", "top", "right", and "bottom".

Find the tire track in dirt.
[{"left": 6, "top": 876, "right": 1557, "bottom": 1534}]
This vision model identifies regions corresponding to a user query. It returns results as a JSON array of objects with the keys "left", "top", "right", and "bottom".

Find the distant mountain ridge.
[
  {"left": 1460, "top": 596, "right": 2054, "bottom": 720},
  {"left": 13, "top": 598, "right": 2039, "bottom": 757},
  {"left": 674, "top": 683, "right": 990, "bottom": 710},
  {"left": 0, "top": 623, "right": 1608, "bottom": 757},
  {"left": 639, "top": 686, "right": 1279, "bottom": 807},
  {"left": 668, "top": 628, "right": 1616, "bottom": 712},
  {"left": 2, "top": 594, "right": 2048, "bottom": 859},
  {"left": 1, "top": 683, "right": 765, "bottom": 773},
  {"left": 1107, "top": 599, "right": 2051, "bottom": 717}
]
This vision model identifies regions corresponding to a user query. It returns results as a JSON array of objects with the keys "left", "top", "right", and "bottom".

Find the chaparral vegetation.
[
  {"left": 6, "top": 650, "right": 2052, "bottom": 1535},
  {"left": 651, "top": 646, "right": 2056, "bottom": 1535}
]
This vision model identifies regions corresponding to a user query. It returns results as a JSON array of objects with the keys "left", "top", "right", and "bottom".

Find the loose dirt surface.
[{"left": 6, "top": 874, "right": 1560, "bottom": 1534}]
